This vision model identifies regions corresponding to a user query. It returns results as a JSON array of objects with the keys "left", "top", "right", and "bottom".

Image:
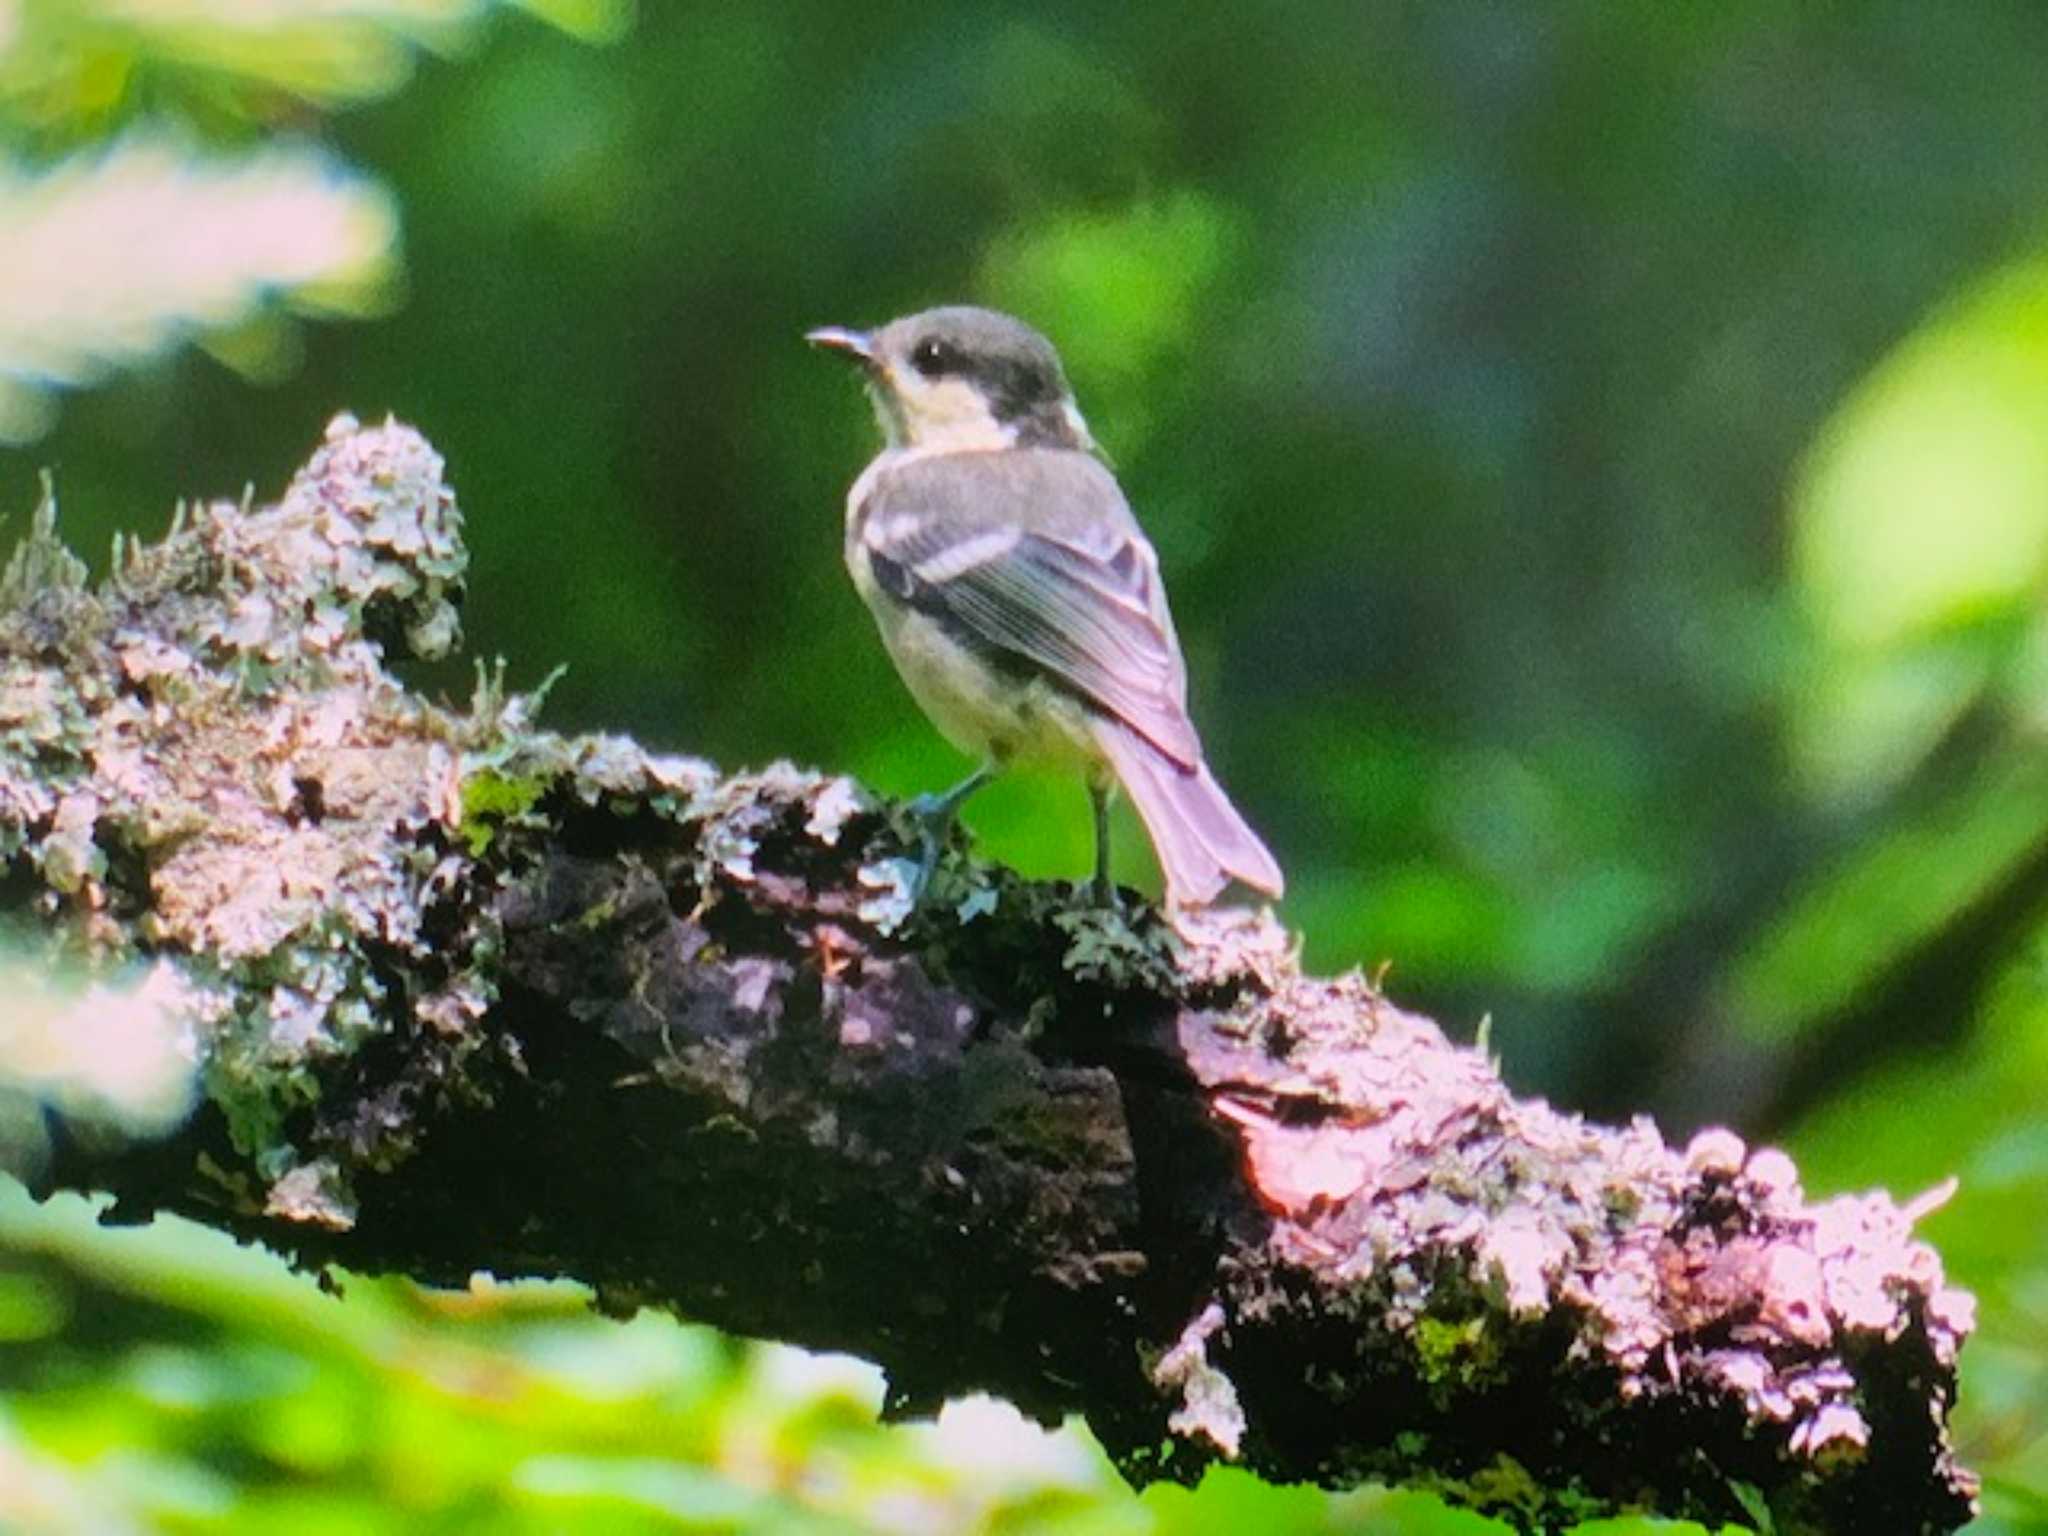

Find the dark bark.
[{"left": 0, "top": 418, "right": 1978, "bottom": 1534}]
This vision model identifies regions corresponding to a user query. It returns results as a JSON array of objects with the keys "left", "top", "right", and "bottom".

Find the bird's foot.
[
  {"left": 898, "top": 768, "right": 995, "bottom": 908},
  {"left": 904, "top": 790, "right": 951, "bottom": 824},
  {"left": 908, "top": 822, "right": 946, "bottom": 905},
  {"left": 901, "top": 793, "right": 965, "bottom": 907},
  {"left": 1085, "top": 782, "right": 1122, "bottom": 912}
]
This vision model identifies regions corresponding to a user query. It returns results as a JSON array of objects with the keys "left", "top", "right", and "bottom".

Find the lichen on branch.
[{"left": 0, "top": 417, "right": 1980, "bottom": 1535}]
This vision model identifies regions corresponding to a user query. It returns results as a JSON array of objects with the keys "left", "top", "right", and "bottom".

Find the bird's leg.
[
  {"left": 1089, "top": 781, "right": 1120, "bottom": 909},
  {"left": 905, "top": 764, "right": 995, "bottom": 898}
]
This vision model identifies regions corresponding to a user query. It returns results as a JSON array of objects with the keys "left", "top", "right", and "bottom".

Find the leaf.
[
  {"left": 0, "top": 132, "right": 399, "bottom": 442},
  {"left": 1788, "top": 255, "right": 2048, "bottom": 802},
  {"left": 1728, "top": 748, "right": 2048, "bottom": 1043},
  {"left": 981, "top": 192, "right": 1242, "bottom": 457},
  {"left": 0, "top": 0, "right": 632, "bottom": 117}
]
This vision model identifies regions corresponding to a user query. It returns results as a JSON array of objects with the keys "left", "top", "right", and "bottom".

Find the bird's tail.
[{"left": 1091, "top": 718, "right": 1284, "bottom": 908}]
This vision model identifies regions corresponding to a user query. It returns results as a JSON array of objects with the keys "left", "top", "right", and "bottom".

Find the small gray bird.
[{"left": 808, "top": 305, "right": 1284, "bottom": 908}]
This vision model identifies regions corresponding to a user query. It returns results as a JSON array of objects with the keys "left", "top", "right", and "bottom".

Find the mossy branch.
[{"left": 0, "top": 418, "right": 1978, "bottom": 1535}]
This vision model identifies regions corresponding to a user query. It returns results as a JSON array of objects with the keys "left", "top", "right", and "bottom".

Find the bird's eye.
[{"left": 910, "top": 337, "right": 956, "bottom": 377}]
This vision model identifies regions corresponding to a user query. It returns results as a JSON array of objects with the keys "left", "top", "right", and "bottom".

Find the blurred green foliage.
[
  {"left": 4, "top": 1, "right": 2048, "bottom": 1530},
  {"left": 0, "top": 0, "right": 622, "bottom": 441}
]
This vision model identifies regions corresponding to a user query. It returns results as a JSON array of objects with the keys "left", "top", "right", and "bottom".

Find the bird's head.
[{"left": 807, "top": 306, "right": 1094, "bottom": 454}]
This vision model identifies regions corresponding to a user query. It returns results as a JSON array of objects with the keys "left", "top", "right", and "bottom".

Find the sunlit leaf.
[
  {"left": 0, "top": 0, "right": 631, "bottom": 122},
  {"left": 509, "top": 0, "right": 632, "bottom": 42},
  {"left": 1788, "top": 255, "right": 2048, "bottom": 800},
  {"left": 0, "top": 955, "right": 199, "bottom": 1189},
  {"left": 0, "top": 132, "right": 398, "bottom": 442}
]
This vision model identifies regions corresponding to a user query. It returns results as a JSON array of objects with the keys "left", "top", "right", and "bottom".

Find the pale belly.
[{"left": 862, "top": 586, "right": 1105, "bottom": 776}]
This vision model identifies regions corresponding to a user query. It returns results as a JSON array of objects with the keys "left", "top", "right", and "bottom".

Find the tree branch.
[{"left": 0, "top": 418, "right": 1978, "bottom": 1534}]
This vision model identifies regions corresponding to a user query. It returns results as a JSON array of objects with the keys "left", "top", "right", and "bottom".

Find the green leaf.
[
  {"left": 0, "top": 133, "right": 398, "bottom": 442},
  {"left": 1789, "top": 256, "right": 2048, "bottom": 801},
  {"left": 1728, "top": 749, "right": 2048, "bottom": 1043}
]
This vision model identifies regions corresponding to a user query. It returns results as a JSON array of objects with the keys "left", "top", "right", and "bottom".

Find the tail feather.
[{"left": 1092, "top": 719, "right": 1284, "bottom": 907}]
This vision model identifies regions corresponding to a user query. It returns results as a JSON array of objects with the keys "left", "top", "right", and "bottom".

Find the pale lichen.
[
  {"left": 1169, "top": 925, "right": 1975, "bottom": 1525},
  {"left": 0, "top": 415, "right": 507, "bottom": 1220},
  {"left": 1153, "top": 1302, "right": 1245, "bottom": 1457}
]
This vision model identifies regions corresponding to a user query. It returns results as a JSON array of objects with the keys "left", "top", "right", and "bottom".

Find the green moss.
[
  {"left": 1603, "top": 1183, "right": 1643, "bottom": 1224},
  {"left": 1411, "top": 1312, "right": 1504, "bottom": 1392},
  {"left": 1460, "top": 1454, "right": 1545, "bottom": 1520},
  {"left": 458, "top": 768, "right": 550, "bottom": 856},
  {"left": 203, "top": 1028, "right": 315, "bottom": 1168}
]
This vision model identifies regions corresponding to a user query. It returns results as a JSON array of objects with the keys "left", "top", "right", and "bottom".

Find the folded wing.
[{"left": 858, "top": 449, "right": 1201, "bottom": 768}]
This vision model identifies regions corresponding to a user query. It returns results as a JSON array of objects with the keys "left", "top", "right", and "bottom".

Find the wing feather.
[{"left": 859, "top": 450, "right": 1201, "bottom": 767}]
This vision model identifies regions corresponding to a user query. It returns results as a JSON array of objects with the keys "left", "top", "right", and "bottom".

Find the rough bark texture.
[{"left": 0, "top": 418, "right": 1979, "bottom": 1534}]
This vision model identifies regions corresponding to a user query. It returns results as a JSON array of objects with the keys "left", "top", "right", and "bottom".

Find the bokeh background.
[{"left": 3, "top": 2, "right": 2046, "bottom": 1531}]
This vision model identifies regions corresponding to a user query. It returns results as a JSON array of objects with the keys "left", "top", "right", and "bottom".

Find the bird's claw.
[
  {"left": 904, "top": 791, "right": 947, "bottom": 823},
  {"left": 900, "top": 788, "right": 969, "bottom": 908},
  {"left": 908, "top": 826, "right": 944, "bottom": 905}
]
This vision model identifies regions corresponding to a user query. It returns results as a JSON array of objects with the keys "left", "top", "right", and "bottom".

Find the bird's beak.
[{"left": 805, "top": 325, "right": 875, "bottom": 363}]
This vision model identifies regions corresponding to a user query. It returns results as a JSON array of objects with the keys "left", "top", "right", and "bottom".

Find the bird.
[{"left": 807, "top": 305, "right": 1283, "bottom": 910}]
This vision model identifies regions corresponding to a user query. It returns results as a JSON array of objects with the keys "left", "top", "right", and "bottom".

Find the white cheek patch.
[
  {"left": 920, "top": 378, "right": 991, "bottom": 423},
  {"left": 892, "top": 372, "right": 1016, "bottom": 452},
  {"left": 912, "top": 525, "right": 1021, "bottom": 582}
]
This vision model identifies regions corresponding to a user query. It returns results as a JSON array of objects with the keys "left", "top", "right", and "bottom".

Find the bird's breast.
[{"left": 853, "top": 561, "right": 1101, "bottom": 774}]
